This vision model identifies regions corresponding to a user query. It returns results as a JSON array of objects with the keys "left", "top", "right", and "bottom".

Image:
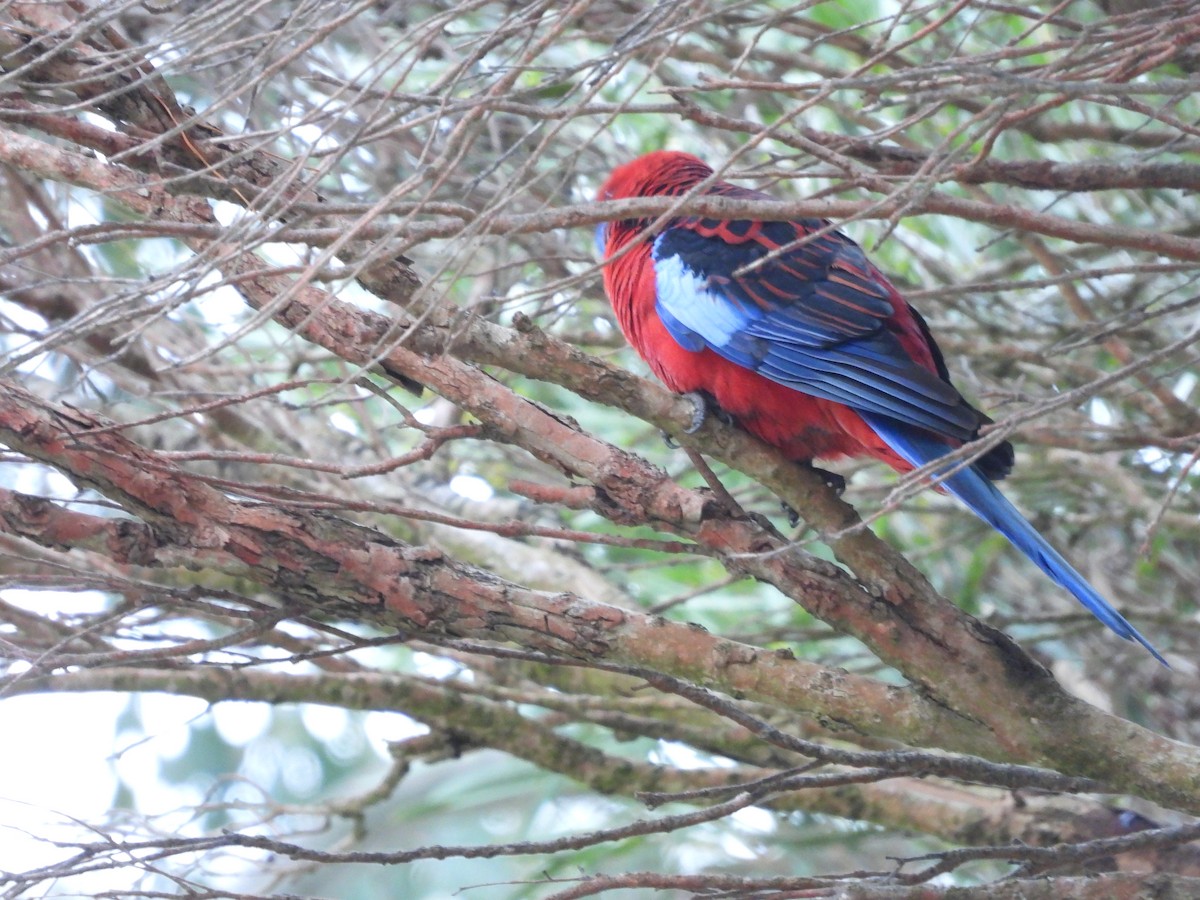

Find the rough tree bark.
[{"left": 0, "top": 2, "right": 1198, "bottom": 897}]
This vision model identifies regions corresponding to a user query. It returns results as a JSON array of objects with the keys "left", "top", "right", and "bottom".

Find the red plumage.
[
  {"left": 595, "top": 150, "right": 1167, "bottom": 663},
  {"left": 597, "top": 150, "right": 967, "bottom": 476}
]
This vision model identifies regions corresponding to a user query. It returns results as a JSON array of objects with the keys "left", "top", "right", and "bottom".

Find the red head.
[
  {"left": 596, "top": 150, "right": 714, "bottom": 202},
  {"left": 595, "top": 151, "right": 717, "bottom": 259}
]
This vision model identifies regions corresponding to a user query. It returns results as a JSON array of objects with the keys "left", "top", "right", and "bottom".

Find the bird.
[{"left": 595, "top": 149, "right": 1165, "bottom": 665}]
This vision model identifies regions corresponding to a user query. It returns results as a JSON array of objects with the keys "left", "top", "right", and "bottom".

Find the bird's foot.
[
  {"left": 662, "top": 392, "right": 729, "bottom": 448},
  {"left": 802, "top": 461, "right": 846, "bottom": 496},
  {"left": 781, "top": 463, "right": 846, "bottom": 528},
  {"left": 681, "top": 390, "right": 710, "bottom": 433}
]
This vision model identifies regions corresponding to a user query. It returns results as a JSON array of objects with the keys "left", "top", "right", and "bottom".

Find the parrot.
[{"left": 594, "top": 149, "right": 1164, "bottom": 665}]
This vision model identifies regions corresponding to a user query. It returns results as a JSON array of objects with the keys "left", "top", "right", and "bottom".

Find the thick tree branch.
[{"left": 0, "top": 123, "right": 1195, "bottom": 810}]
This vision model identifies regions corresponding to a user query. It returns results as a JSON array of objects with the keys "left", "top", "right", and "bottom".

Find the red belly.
[{"left": 652, "top": 337, "right": 909, "bottom": 472}]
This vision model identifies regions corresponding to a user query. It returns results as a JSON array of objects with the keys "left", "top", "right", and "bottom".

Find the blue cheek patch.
[{"left": 594, "top": 223, "right": 609, "bottom": 259}]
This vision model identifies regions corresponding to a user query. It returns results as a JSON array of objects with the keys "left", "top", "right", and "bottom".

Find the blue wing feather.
[
  {"left": 653, "top": 252, "right": 756, "bottom": 350},
  {"left": 650, "top": 223, "right": 983, "bottom": 441}
]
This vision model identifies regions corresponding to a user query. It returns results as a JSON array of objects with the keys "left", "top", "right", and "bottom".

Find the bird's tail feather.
[{"left": 861, "top": 413, "right": 1166, "bottom": 665}]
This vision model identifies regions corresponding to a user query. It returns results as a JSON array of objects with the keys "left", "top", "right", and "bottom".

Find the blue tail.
[{"left": 861, "top": 413, "right": 1166, "bottom": 665}]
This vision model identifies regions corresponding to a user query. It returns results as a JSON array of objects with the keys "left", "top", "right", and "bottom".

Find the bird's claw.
[
  {"left": 803, "top": 462, "right": 846, "bottom": 496},
  {"left": 681, "top": 391, "right": 708, "bottom": 434},
  {"left": 781, "top": 466, "right": 845, "bottom": 528},
  {"left": 662, "top": 392, "right": 714, "bottom": 448}
]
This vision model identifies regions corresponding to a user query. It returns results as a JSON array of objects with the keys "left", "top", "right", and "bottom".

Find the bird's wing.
[{"left": 651, "top": 213, "right": 981, "bottom": 441}]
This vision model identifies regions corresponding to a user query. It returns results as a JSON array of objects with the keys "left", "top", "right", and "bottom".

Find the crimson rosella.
[{"left": 595, "top": 150, "right": 1163, "bottom": 664}]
